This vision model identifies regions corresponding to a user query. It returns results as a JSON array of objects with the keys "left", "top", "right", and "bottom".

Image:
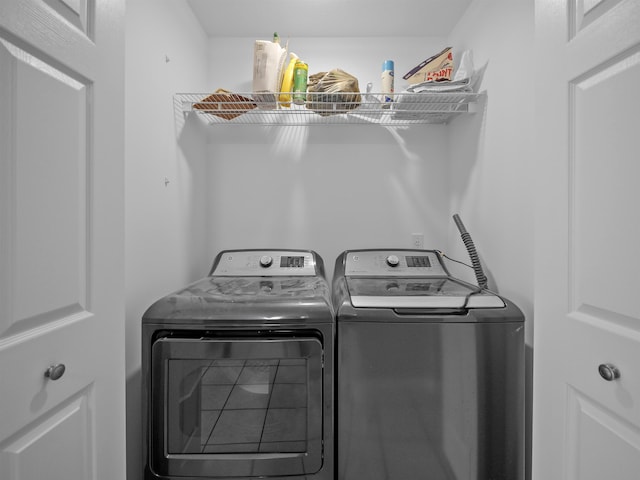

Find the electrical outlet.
[{"left": 412, "top": 233, "right": 424, "bottom": 250}]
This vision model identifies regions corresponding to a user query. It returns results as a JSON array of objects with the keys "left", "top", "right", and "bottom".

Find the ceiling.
[{"left": 186, "top": 0, "right": 473, "bottom": 38}]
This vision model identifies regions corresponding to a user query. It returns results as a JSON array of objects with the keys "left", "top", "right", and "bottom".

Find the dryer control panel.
[
  {"left": 212, "top": 250, "right": 317, "bottom": 276},
  {"left": 345, "top": 250, "right": 448, "bottom": 277}
]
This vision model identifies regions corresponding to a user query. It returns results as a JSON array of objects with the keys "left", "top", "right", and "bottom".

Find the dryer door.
[{"left": 150, "top": 334, "right": 323, "bottom": 478}]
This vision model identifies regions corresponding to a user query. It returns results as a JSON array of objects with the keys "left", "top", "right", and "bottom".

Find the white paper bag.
[{"left": 253, "top": 40, "right": 287, "bottom": 108}]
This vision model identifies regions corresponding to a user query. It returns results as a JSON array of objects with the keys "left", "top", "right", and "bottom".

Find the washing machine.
[
  {"left": 333, "top": 249, "right": 524, "bottom": 480},
  {"left": 142, "top": 249, "right": 334, "bottom": 480}
]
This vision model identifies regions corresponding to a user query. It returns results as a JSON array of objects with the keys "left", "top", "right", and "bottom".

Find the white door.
[
  {"left": 533, "top": 0, "right": 640, "bottom": 479},
  {"left": 0, "top": 0, "right": 125, "bottom": 479}
]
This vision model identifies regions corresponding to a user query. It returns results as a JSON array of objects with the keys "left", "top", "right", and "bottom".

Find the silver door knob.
[
  {"left": 598, "top": 363, "right": 620, "bottom": 381},
  {"left": 45, "top": 364, "right": 66, "bottom": 381}
]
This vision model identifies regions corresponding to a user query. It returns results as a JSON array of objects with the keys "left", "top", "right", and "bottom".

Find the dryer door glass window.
[
  {"left": 150, "top": 335, "right": 323, "bottom": 478},
  {"left": 167, "top": 357, "right": 308, "bottom": 454}
]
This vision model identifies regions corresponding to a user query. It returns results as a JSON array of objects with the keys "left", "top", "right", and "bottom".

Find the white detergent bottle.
[{"left": 381, "top": 60, "right": 394, "bottom": 107}]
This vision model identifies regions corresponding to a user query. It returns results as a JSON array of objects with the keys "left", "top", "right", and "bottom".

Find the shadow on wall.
[
  {"left": 447, "top": 61, "right": 489, "bottom": 208},
  {"left": 176, "top": 103, "right": 210, "bottom": 161},
  {"left": 200, "top": 123, "right": 452, "bottom": 244},
  {"left": 127, "top": 369, "right": 142, "bottom": 480},
  {"left": 176, "top": 104, "right": 211, "bottom": 281},
  {"left": 449, "top": 96, "right": 488, "bottom": 202},
  {"left": 525, "top": 343, "right": 533, "bottom": 480}
]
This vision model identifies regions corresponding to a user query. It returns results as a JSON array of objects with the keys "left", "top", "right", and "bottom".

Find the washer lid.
[{"left": 346, "top": 277, "right": 505, "bottom": 309}]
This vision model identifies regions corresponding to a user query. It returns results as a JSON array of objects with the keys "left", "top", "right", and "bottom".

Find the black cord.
[
  {"left": 439, "top": 250, "right": 494, "bottom": 304},
  {"left": 438, "top": 250, "right": 473, "bottom": 270},
  {"left": 462, "top": 286, "right": 484, "bottom": 309},
  {"left": 436, "top": 250, "right": 498, "bottom": 296}
]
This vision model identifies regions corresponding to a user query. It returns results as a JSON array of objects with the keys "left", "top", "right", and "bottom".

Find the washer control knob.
[
  {"left": 386, "top": 255, "right": 400, "bottom": 267},
  {"left": 259, "top": 255, "right": 273, "bottom": 268}
]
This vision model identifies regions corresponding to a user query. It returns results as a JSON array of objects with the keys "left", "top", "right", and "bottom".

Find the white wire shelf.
[{"left": 176, "top": 91, "right": 483, "bottom": 126}]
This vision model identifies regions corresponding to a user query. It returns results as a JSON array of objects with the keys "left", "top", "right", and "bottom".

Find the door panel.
[
  {"left": 570, "top": 0, "right": 626, "bottom": 37},
  {"left": 0, "top": 0, "right": 124, "bottom": 477},
  {"left": 534, "top": 0, "right": 640, "bottom": 478},
  {"left": 570, "top": 46, "right": 640, "bottom": 323},
  {"left": 43, "top": 0, "right": 93, "bottom": 35},
  {"left": 0, "top": 38, "right": 89, "bottom": 336},
  {"left": 0, "top": 313, "right": 95, "bottom": 442},
  {"left": 0, "top": 0, "right": 96, "bottom": 63},
  {"left": 0, "top": 392, "right": 93, "bottom": 480},
  {"left": 564, "top": 314, "right": 640, "bottom": 426},
  {"left": 565, "top": 387, "right": 640, "bottom": 480}
]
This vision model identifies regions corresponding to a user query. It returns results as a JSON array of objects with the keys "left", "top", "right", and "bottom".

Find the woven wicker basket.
[{"left": 193, "top": 89, "right": 257, "bottom": 120}]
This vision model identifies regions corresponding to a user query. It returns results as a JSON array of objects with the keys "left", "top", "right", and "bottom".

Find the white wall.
[
  {"left": 124, "top": 1, "right": 209, "bottom": 478},
  {"left": 447, "top": 0, "right": 535, "bottom": 478},
  {"left": 447, "top": 0, "right": 535, "bottom": 322},
  {"left": 203, "top": 37, "right": 454, "bottom": 280}
]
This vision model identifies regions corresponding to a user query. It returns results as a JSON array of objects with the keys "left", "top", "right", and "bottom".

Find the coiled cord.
[{"left": 453, "top": 214, "right": 488, "bottom": 289}]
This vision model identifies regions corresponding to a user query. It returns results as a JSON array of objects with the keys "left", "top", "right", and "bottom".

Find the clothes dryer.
[
  {"left": 333, "top": 249, "right": 524, "bottom": 480},
  {"left": 142, "top": 249, "right": 334, "bottom": 480}
]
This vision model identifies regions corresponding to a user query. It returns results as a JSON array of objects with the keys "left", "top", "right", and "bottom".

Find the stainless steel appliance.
[
  {"left": 142, "top": 249, "right": 334, "bottom": 480},
  {"left": 333, "top": 249, "right": 524, "bottom": 480}
]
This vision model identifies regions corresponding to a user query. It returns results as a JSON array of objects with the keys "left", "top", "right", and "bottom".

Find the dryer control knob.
[
  {"left": 259, "top": 255, "right": 273, "bottom": 268},
  {"left": 386, "top": 255, "right": 400, "bottom": 267}
]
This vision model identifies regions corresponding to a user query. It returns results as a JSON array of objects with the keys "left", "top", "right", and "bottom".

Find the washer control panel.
[
  {"left": 213, "top": 250, "right": 316, "bottom": 276},
  {"left": 345, "top": 250, "right": 447, "bottom": 277}
]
